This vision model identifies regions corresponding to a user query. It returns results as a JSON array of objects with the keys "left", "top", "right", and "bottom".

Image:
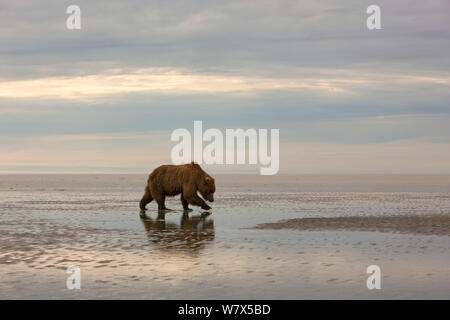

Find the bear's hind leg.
[
  {"left": 139, "top": 186, "right": 153, "bottom": 211},
  {"left": 154, "top": 193, "right": 168, "bottom": 211},
  {"left": 149, "top": 182, "right": 170, "bottom": 211}
]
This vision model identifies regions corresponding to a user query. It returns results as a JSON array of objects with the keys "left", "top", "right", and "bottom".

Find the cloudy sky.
[{"left": 1, "top": 0, "right": 449, "bottom": 174}]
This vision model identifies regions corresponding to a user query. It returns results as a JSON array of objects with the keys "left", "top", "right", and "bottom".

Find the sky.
[{"left": 1, "top": 0, "right": 449, "bottom": 174}]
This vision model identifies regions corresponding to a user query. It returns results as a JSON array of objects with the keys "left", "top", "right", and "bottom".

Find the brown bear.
[{"left": 139, "top": 162, "right": 215, "bottom": 211}]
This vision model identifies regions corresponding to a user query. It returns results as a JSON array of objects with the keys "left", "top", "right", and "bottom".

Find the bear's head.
[{"left": 198, "top": 175, "right": 216, "bottom": 202}]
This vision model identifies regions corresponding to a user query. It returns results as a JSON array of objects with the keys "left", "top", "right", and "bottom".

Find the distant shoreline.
[{"left": 1, "top": 174, "right": 450, "bottom": 193}]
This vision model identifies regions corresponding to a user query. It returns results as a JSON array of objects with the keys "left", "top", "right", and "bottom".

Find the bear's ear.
[{"left": 205, "top": 176, "right": 214, "bottom": 183}]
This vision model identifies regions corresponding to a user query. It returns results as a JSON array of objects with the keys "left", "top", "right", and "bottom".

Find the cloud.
[
  {"left": 1, "top": 67, "right": 449, "bottom": 101},
  {"left": 0, "top": 68, "right": 353, "bottom": 100},
  {"left": 1, "top": 0, "right": 449, "bottom": 78},
  {"left": 0, "top": 0, "right": 449, "bottom": 173}
]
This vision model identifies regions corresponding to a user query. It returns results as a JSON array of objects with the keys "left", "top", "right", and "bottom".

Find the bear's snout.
[{"left": 207, "top": 194, "right": 214, "bottom": 202}]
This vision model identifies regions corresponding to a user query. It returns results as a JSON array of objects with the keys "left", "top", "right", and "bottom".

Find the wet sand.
[
  {"left": 0, "top": 174, "right": 449, "bottom": 299},
  {"left": 250, "top": 214, "right": 450, "bottom": 236}
]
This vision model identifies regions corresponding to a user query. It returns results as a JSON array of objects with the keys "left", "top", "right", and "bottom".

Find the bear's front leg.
[
  {"left": 185, "top": 193, "right": 211, "bottom": 210},
  {"left": 201, "top": 203, "right": 212, "bottom": 210},
  {"left": 181, "top": 194, "right": 193, "bottom": 211}
]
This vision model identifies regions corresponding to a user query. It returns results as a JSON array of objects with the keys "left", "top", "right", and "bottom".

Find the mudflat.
[
  {"left": 0, "top": 174, "right": 449, "bottom": 299},
  {"left": 250, "top": 214, "right": 450, "bottom": 236}
]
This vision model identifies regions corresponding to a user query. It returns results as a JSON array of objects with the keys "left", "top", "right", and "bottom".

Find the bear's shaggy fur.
[{"left": 140, "top": 162, "right": 216, "bottom": 211}]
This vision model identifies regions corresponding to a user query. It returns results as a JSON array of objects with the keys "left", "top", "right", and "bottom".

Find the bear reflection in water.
[{"left": 139, "top": 211, "right": 215, "bottom": 253}]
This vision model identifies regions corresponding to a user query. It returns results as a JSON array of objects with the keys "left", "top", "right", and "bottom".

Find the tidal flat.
[{"left": 0, "top": 174, "right": 449, "bottom": 299}]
